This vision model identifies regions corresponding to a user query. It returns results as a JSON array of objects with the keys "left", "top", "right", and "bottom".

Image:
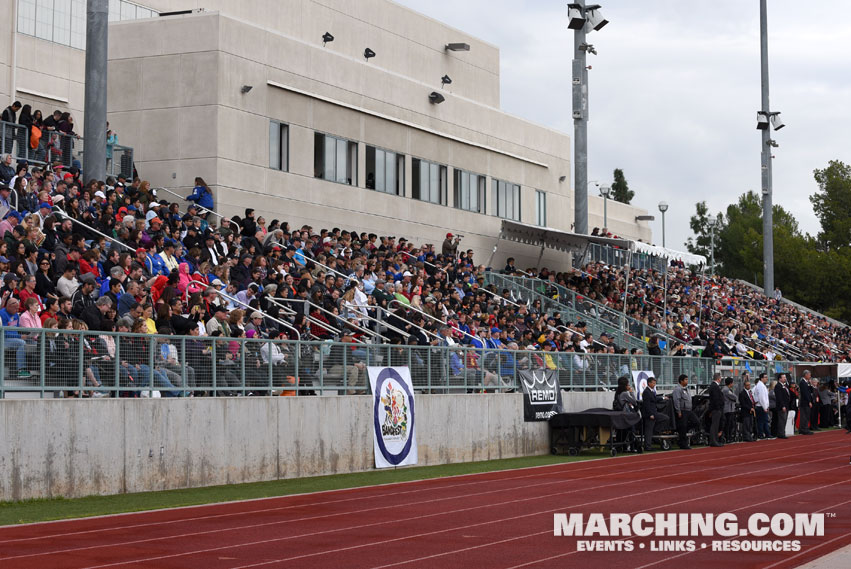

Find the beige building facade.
[{"left": 2, "top": 0, "right": 652, "bottom": 268}]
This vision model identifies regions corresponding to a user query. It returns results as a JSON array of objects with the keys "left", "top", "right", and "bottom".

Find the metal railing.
[
  {"left": 581, "top": 242, "right": 666, "bottom": 272},
  {"left": 0, "top": 327, "right": 715, "bottom": 398},
  {"left": 485, "top": 272, "right": 649, "bottom": 353},
  {"left": 0, "top": 119, "right": 133, "bottom": 177}
]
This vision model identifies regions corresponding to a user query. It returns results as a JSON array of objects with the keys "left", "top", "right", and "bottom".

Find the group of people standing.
[{"left": 615, "top": 370, "right": 845, "bottom": 453}]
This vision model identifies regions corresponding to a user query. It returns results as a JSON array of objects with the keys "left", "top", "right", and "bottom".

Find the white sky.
[{"left": 394, "top": 0, "right": 851, "bottom": 250}]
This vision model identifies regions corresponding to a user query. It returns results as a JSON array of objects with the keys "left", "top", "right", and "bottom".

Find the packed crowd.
[{"left": 524, "top": 260, "right": 851, "bottom": 362}]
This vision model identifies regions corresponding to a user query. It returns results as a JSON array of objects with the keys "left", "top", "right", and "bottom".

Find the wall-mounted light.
[
  {"left": 559, "top": 175, "right": 567, "bottom": 183},
  {"left": 445, "top": 42, "right": 470, "bottom": 51},
  {"left": 240, "top": 85, "right": 253, "bottom": 94},
  {"left": 428, "top": 91, "right": 445, "bottom": 105},
  {"left": 441, "top": 75, "right": 452, "bottom": 88},
  {"left": 322, "top": 32, "right": 334, "bottom": 45},
  {"left": 364, "top": 48, "right": 376, "bottom": 60}
]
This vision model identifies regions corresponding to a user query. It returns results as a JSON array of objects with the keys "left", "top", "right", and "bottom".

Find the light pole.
[
  {"left": 569, "top": 2, "right": 608, "bottom": 235},
  {"left": 600, "top": 185, "right": 611, "bottom": 229},
  {"left": 756, "top": 0, "right": 783, "bottom": 296},
  {"left": 658, "top": 201, "right": 668, "bottom": 248},
  {"left": 708, "top": 220, "right": 717, "bottom": 275}
]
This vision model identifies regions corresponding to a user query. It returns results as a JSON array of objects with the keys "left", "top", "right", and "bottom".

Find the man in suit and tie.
[
  {"left": 672, "top": 373, "right": 701, "bottom": 450},
  {"left": 641, "top": 377, "right": 659, "bottom": 451},
  {"left": 774, "top": 373, "right": 791, "bottom": 439},
  {"left": 738, "top": 379, "right": 757, "bottom": 442},
  {"left": 797, "top": 370, "right": 815, "bottom": 435},
  {"left": 708, "top": 372, "right": 725, "bottom": 447}
]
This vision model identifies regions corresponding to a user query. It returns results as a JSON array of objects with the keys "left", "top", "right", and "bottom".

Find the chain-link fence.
[{"left": 0, "top": 328, "right": 715, "bottom": 398}]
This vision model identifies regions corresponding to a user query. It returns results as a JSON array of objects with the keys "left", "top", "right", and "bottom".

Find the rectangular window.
[
  {"left": 411, "top": 158, "right": 447, "bottom": 205},
  {"left": 365, "top": 146, "right": 404, "bottom": 196},
  {"left": 313, "top": 132, "right": 357, "bottom": 186},
  {"left": 70, "top": 0, "right": 85, "bottom": 49},
  {"left": 18, "top": 0, "right": 37, "bottom": 36},
  {"left": 19, "top": 0, "right": 156, "bottom": 48},
  {"left": 269, "top": 121, "right": 289, "bottom": 172},
  {"left": 535, "top": 190, "right": 547, "bottom": 227},
  {"left": 453, "top": 169, "right": 486, "bottom": 213},
  {"left": 492, "top": 179, "right": 521, "bottom": 221},
  {"left": 35, "top": 0, "right": 54, "bottom": 41},
  {"left": 53, "top": 0, "right": 71, "bottom": 46}
]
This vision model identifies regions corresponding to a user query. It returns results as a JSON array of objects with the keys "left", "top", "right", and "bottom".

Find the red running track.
[{"left": 0, "top": 430, "right": 849, "bottom": 569}]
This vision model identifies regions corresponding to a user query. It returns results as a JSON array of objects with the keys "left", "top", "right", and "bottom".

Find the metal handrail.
[
  {"left": 374, "top": 304, "right": 441, "bottom": 341},
  {"left": 156, "top": 187, "right": 225, "bottom": 220},
  {"left": 387, "top": 299, "right": 479, "bottom": 344},
  {"left": 290, "top": 297, "right": 394, "bottom": 343},
  {"left": 216, "top": 289, "right": 300, "bottom": 340},
  {"left": 49, "top": 205, "right": 136, "bottom": 252}
]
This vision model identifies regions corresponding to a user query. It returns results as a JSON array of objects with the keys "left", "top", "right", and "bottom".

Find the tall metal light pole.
[
  {"left": 600, "top": 185, "right": 611, "bottom": 229},
  {"left": 83, "top": 0, "right": 109, "bottom": 183},
  {"left": 757, "top": 0, "right": 783, "bottom": 297},
  {"left": 569, "top": 3, "right": 607, "bottom": 235},
  {"left": 658, "top": 201, "right": 668, "bottom": 248}
]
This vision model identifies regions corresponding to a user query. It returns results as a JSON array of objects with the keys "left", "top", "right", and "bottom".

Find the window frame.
[
  {"left": 453, "top": 168, "right": 487, "bottom": 214},
  {"left": 313, "top": 131, "right": 358, "bottom": 187},
  {"left": 365, "top": 144, "right": 405, "bottom": 196},
  {"left": 269, "top": 120, "right": 289, "bottom": 172},
  {"left": 535, "top": 189, "right": 547, "bottom": 227},
  {"left": 411, "top": 157, "right": 448, "bottom": 206},
  {"left": 492, "top": 178, "right": 521, "bottom": 221}
]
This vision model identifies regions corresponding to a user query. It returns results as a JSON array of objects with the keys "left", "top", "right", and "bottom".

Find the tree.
[
  {"left": 686, "top": 201, "right": 723, "bottom": 260},
  {"left": 810, "top": 160, "right": 851, "bottom": 250},
  {"left": 610, "top": 168, "right": 634, "bottom": 204}
]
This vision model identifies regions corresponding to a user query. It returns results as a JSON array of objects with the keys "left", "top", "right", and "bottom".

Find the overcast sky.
[{"left": 395, "top": 0, "right": 851, "bottom": 251}]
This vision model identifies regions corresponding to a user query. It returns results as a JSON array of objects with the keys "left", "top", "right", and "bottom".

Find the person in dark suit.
[
  {"left": 797, "top": 370, "right": 815, "bottom": 435},
  {"left": 774, "top": 373, "right": 791, "bottom": 439},
  {"left": 738, "top": 379, "right": 756, "bottom": 442},
  {"left": 672, "top": 373, "right": 701, "bottom": 449},
  {"left": 708, "top": 372, "right": 725, "bottom": 447},
  {"left": 641, "top": 377, "right": 659, "bottom": 451}
]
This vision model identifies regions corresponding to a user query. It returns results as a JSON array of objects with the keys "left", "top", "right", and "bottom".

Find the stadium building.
[{"left": 1, "top": 0, "right": 652, "bottom": 265}]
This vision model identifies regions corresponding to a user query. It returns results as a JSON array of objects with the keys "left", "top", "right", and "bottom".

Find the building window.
[
  {"left": 453, "top": 169, "right": 486, "bottom": 213},
  {"left": 366, "top": 146, "right": 404, "bottom": 196},
  {"left": 535, "top": 190, "right": 547, "bottom": 227},
  {"left": 492, "top": 179, "right": 521, "bottom": 221},
  {"left": 18, "top": 0, "right": 157, "bottom": 49},
  {"left": 313, "top": 132, "right": 358, "bottom": 186},
  {"left": 411, "top": 158, "right": 447, "bottom": 205},
  {"left": 269, "top": 121, "right": 289, "bottom": 172}
]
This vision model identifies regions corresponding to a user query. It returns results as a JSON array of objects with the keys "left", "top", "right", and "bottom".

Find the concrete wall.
[{"left": 0, "top": 391, "right": 610, "bottom": 501}]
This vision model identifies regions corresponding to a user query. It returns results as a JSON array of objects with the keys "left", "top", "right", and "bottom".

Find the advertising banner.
[
  {"left": 367, "top": 367, "right": 418, "bottom": 468},
  {"left": 519, "top": 369, "right": 563, "bottom": 421}
]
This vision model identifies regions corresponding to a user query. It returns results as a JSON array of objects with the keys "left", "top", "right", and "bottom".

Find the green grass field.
[{"left": 0, "top": 452, "right": 607, "bottom": 526}]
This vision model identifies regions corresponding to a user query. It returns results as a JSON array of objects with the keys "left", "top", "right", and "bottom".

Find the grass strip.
[{"left": 0, "top": 452, "right": 605, "bottom": 526}]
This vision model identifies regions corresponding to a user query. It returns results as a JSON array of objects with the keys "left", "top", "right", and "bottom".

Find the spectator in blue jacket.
[
  {"left": 0, "top": 297, "right": 29, "bottom": 377},
  {"left": 185, "top": 177, "right": 214, "bottom": 214}
]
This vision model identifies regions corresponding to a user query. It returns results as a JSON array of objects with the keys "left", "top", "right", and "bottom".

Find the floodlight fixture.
[
  {"left": 756, "top": 112, "right": 769, "bottom": 130},
  {"left": 599, "top": 185, "right": 611, "bottom": 198},
  {"left": 441, "top": 75, "right": 452, "bottom": 87},
  {"left": 428, "top": 91, "right": 445, "bottom": 105},
  {"left": 364, "top": 47, "right": 376, "bottom": 60},
  {"left": 445, "top": 43, "right": 470, "bottom": 51},
  {"left": 658, "top": 201, "right": 669, "bottom": 213},
  {"left": 567, "top": 4, "right": 586, "bottom": 29},
  {"left": 585, "top": 6, "right": 608, "bottom": 31},
  {"left": 240, "top": 85, "right": 253, "bottom": 94},
  {"left": 322, "top": 32, "right": 334, "bottom": 45},
  {"left": 635, "top": 215, "right": 655, "bottom": 221},
  {"left": 770, "top": 112, "right": 785, "bottom": 130}
]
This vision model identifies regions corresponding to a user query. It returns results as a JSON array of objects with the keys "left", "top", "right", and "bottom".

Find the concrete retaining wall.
[{"left": 0, "top": 391, "right": 611, "bottom": 501}]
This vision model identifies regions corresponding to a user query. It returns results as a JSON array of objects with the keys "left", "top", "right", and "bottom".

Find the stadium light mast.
[
  {"left": 757, "top": 0, "right": 783, "bottom": 296},
  {"left": 569, "top": 2, "right": 608, "bottom": 235}
]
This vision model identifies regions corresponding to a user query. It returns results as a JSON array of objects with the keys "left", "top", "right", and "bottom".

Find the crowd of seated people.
[{"left": 509, "top": 259, "right": 851, "bottom": 362}]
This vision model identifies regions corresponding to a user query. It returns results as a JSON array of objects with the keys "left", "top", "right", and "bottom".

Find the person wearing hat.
[
  {"left": 441, "top": 232, "right": 461, "bottom": 258},
  {"left": 0, "top": 183, "right": 12, "bottom": 210},
  {"left": 71, "top": 272, "right": 97, "bottom": 317},
  {"left": 245, "top": 310, "right": 268, "bottom": 338},
  {"left": 205, "top": 304, "right": 231, "bottom": 337},
  {"left": 158, "top": 240, "right": 179, "bottom": 274}
]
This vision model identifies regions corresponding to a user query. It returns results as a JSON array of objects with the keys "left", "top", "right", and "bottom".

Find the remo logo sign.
[{"left": 368, "top": 367, "right": 418, "bottom": 468}]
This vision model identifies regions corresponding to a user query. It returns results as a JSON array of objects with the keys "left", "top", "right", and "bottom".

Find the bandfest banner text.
[
  {"left": 519, "top": 369, "right": 564, "bottom": 421},
  {"left": 368, "top": 366, "right": 418, "bottom": 468}
]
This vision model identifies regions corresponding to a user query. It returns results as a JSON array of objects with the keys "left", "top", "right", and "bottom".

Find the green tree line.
[{"left": 686, "top": 160, "right": 851, "bottom": 322}]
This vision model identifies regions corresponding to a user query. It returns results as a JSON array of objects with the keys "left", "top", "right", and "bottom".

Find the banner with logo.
[
  {"left": 519, "top": 369, "right": 564, "bottom": 421},
  {"left": 367, "top": 367, "right": 418, "bottom": 469},
  {"left": 632, "top": 370, "right": 655, "bottom": 401}
]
